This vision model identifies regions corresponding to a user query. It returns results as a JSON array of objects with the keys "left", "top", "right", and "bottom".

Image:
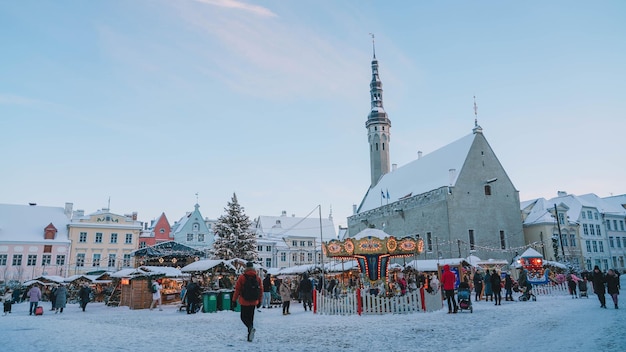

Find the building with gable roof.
[
  {"left": 254, "top": 210, "right": 337, "bottom": 269},
  {"left": 169, "top": 204, "right": 215, "bottom": 253},
  {"left": 139, "top": 212, "right": 173, "bottom": 248},
  {"left": 68, "top": 207, "right": 142, "bottom": 275},
  {"left": 522, "top": 192, "right": 626, "bottom": 272},
  {"left": 0, "top": 203, "right": 72, "bottom": 282},
  {"left": 347, "top": 48, "right": 524, "bottom": 261}
]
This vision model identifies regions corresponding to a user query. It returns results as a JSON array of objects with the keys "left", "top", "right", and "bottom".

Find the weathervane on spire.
[
  {"left": 369, "top": 33, "right": 376, "bottom": 58},
  {"left": 195, "top": 192, "right": 199, "bottom": 204},
  {"left": 473, "top": 95, "right": 478, "bottom": 127}
]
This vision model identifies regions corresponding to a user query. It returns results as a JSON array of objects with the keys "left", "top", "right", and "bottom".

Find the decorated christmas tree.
[{"left": 213, "top": 193, "right": 258, "bottom": 262}]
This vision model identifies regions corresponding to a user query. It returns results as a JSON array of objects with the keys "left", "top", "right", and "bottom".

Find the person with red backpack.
[{"left": 233, "top": 262, "right": 263, "bottom": 342}]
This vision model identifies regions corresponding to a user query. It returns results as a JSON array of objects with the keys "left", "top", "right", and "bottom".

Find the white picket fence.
[
  {"left": 315, "top": 288, "right": 440, "bottom": 315},
  {"left": 531, "top": 281, "right": 574, "bottom": 296}
]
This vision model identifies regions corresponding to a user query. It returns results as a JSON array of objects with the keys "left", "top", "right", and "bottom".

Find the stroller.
[
  {"left": 578, "top": 280, "right": 589, "bottom": 298},
  {"left": 518, "top": 285, "right": 536, "bottom": 302},
  {"left": 457, "top": 288, "right": 473, "bottom": 313}
]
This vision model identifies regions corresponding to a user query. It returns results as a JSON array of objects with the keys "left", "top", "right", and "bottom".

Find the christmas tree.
[{"left": 213, "top": 193, "right": 259, "bottom": 262}]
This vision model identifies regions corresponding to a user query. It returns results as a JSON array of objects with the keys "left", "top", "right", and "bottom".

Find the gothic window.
[
  {"left": 484, "top": 185, "right": 491, "bottom": 196},
  {"left": 499, "top": 231, "right": 506, "bottom": 249},
  {"left": 427, "top": 232, "right": 433, "bottom": 251},
  {"left": 469, "top": 230, "right": 475, "bottom": 250}
]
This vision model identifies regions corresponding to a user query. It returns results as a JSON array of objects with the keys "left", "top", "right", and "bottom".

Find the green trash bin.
[
  {"left": 202, "top": 291, "right": 217, "bottom": 313},
  {"left": 218, "top": 290, "right": 233, "bottom": 311}
]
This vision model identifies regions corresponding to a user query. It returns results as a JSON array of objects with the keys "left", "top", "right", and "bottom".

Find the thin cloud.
[
  {"left": 192, "top": 0, "right": 277, "bottom": 17},
  {"left": 0, "top": 93, "right": 43, "bottom": 106}
]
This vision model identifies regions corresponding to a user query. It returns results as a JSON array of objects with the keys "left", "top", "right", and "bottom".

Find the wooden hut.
[{"left": 110, "top": 266, "right": 187, "bottom": 309}]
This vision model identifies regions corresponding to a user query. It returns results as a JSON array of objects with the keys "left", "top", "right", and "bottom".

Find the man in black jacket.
[
  {"left": 299, "top": 273, "right": 313, "bottom": 311},
  {"left": 591, "top": 266, "right": 607, "bottom": 308}
]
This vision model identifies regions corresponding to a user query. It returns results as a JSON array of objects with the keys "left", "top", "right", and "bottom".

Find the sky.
[
  {"left": 1, "top": 277, "right": 625, "bottom": 351},
  {"left": 2, "top": 0, "right": 625, "bottom": 229}
]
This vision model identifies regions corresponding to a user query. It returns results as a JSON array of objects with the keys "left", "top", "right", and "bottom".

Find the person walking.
[
  {"left": 472, "top": 271, "right": 484, "bottom": 301},
  {"left": 2, "top": 288, "right": 13, "bottom": 315},
  {"left": 299, "top": 273, "right": 313, "bottom": 311},
  {"left": 606, "top": 269, "right": 620, "bottom": 309},
  {"left": 279, "top": 278, "right": 292, "bottom": 315},
  {"left": 27, "top": 284, "right": 42, "bottom": 316},
  {"left": 49, "top": 284, "right": 57, "bottom": 311},
  {"left": 591, "top": 266, "right": 607, "bottom": 308},
  {"left": 441, "top": 265, "right": 458, "bottom": 314},
  {"left": 262, "top": 274, "right": 272, "bottom": 308},
  {"left": 149, "top": 279, "right": 163, "bottom": 311},
  {"left": 79, "top": 283, "right": 92, "bottom": 312},
  {"left": 490, "top": 270, "right": 502, "bottom": 305},
  {"left": 232, "top": 261, "right": 263, "bottom": 342},
  {"left": 54, "top": 284, "right": 68, "bottom": 314}
]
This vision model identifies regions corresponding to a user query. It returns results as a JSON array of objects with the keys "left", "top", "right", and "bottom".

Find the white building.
[
  {"left": 521, "top": 192, "right": 626, "bottom": 272},
  {"left": 253, "top": 211, "right": 338, "bottom": 269}
]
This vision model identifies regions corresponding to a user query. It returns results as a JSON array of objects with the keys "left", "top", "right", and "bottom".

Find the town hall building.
[{"left": 347, "top": 47, "right": 524, "bottom": 261}]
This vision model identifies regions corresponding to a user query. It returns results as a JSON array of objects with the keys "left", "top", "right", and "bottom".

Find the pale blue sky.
[{"left": 2, "top": 0, "right": 625, "bottom": 228}]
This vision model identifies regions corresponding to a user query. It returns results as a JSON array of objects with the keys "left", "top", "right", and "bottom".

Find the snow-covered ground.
[{"left": 2, "top": 278, "right": 625, "bottom": 352}]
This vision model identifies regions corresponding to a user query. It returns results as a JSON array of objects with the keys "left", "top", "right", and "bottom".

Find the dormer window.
[{"left": 44, "top": 223, "right": 57, "bottom": 240}]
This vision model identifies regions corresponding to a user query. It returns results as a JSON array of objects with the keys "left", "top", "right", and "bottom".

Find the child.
[{"left": 2, "top": 288, "right": 12, "bottom": 315}]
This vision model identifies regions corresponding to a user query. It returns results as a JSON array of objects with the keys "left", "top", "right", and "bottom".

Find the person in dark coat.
[
  {"left": 504, "top": 273, "right": 513, "bottom": 301},
  {"left": 490, "top": 271, "right": 502, "bottom": 305},
  {"left": 185, "top": 279, "right": 201, "bottom": 314},
  {"left": 606, "top": 269, "right": 620, "bottom": 309},
  {"left": 54, "top": 284, "right": 68, "bottom": 313},
  {"left": 472, "top": 271, "right": 484, "bottom": 301},
  {"left": 78, "top": 283, "right": 92, "bottom": 312},
  {"left": 232, "top": 262, "right": 263, "bottom": 342},
  {"left": 484, "top": 269, "right": 493, "bottom": 302},
  {"left": 299, "top": 273, "right": 313, "bottom": 311},
  {"left": 262, "top": 274, "right": 272, "bottom": 308},
  {"left": 591, "top": 265, "right": 607, "bottom": 308}
]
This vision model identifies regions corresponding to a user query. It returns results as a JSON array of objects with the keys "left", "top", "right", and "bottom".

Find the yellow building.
[{"left": 68, "top": 208, "right": 142, "bottom": 275}]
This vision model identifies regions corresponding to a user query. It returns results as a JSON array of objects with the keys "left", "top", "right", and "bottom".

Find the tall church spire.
[{"left": 366, "top": 34, "right": 391, "bottom": 187}]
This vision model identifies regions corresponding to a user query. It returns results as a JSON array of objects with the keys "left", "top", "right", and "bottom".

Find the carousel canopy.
[{"left": 324, "top": 229, "right": 422, "bottom": 258}]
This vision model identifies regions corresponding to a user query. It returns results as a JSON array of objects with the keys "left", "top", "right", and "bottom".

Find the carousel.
[{"left": 322, "top": 228, "right": 423, "bottom": 289}]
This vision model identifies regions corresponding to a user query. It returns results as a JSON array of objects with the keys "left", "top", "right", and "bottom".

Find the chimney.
[
  {"left": 392, "top": 163, "right": 397, "bottom": 172},
  {"left": 352, "top": 204, "right": 357, "bottom": 215},
  {"left": 132, "top": 212, "right": 138, "bottom": 221},
  {"left": 418, "top": 151, "right": 423, "bottom": 159},
  {"left": 557, "top": 191, "right": 568, "bottom": 197},
  {"left": 281, "top": 210, "right": 287, "bottom": 216},
  {"left": 449, "top": 169, "right": 457, "bottom": 186},
  {"left": 64, "top": 202, "right": 73, "bottom": 218}
]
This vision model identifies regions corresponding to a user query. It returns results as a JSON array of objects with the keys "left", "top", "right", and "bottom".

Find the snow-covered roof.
[
  {"left": 180, "top": 259, "right": 228, "bottom": 272},
  {"left": 256, "top": 214, "right": 338, "bottom": 241},
  {"left": 357, "top": 133, "right": 475, "bottom": 213},
  {"left": 351, "top": 228, "right": 390, "bottom": 240},
  {"left": 110, "top": 266, "right": 186, "bottom": 278},
  {"left": 520, "top": 248, "right": 543, "bottom": 258},
  {"left": 324, "top": 260, "right": 359, "bottom": 273},
  {"left": 405, "top": 258, "right": 472, "bottom": 272},
  {"left": 0, "top": 203, "right": 71, "bottom": 243},
  {"left": 521, "top": 193, "right": 626, "bottom": 226}
]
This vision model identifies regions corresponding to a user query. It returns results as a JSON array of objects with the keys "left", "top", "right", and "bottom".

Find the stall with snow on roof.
[{"left": 109, "top": 266, "right": 187, "bottom": 309}]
